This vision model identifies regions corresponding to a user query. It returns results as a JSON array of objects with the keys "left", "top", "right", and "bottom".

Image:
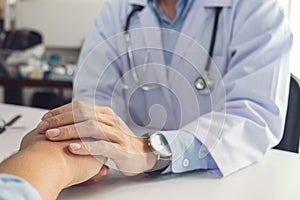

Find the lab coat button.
[{"left": 183, "top": 158, "right": 189, "bottom": 168}]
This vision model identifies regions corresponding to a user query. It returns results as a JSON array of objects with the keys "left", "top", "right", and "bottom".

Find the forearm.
[{"left": 0, "top": 144, "right": 67, "bottom": 200}]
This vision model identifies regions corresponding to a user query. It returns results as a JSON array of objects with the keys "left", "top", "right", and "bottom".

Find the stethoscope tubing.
[
  {"left": 205, "top": 7, "right": 222, "bottom": 72},
  {"left": 124, "top": 5, "right": 222, "bottom": 94}
]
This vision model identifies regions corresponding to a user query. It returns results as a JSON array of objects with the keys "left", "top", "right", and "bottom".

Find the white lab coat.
[{"left": 73, "top": 0, "right": 293, "bottom": 176}]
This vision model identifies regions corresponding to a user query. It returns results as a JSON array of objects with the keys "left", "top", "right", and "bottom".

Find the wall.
[
  {"left": 14, "top": 0, "right": 299, "bottom": 75},
  {"left": 15, "top": 0, "right": 105, "bottom": 48}
]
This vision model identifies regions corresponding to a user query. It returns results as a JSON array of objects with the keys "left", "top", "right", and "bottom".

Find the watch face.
[{"left": 150, "top": 134, "right": 172, "bottom": 157}]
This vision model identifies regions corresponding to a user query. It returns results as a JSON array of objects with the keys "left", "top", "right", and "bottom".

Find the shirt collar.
[
  {"left": 148, "top": 0, "right": 192, "bottom": 24},
  {"left": 147, "top": 0, "right": 188, "bottom": 7}
]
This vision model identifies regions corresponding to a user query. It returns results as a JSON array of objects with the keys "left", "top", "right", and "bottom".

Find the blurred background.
[
  {"left": 0, "top": 0, "right": 298, "bottom": 109},
  {"left": 0, "top": 0, "right": 105, "bottom": 109}
]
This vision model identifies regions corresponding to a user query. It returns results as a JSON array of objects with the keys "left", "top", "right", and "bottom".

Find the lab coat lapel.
[
  {"left": 203, "top": 0, "right": 232, "bottom": 7},
  {"left": 169, "top": 0, "right": 233, "bottom": 84},
  {"left": 169, "top": 0, "right": 208, "bottom": 83},
  {"left": 138, "top": 7, "right": 168, "bottom": 86},
  {"left": 129, "top": 0, "right": 147, "bottom": 6}
]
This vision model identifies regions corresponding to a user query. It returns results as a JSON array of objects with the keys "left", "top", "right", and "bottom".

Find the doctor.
[{"left": 38, "top": 0, "right": 292, "bottom": 177}]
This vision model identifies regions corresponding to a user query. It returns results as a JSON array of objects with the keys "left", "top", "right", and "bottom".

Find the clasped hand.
[{"left": 37, "top": 101, "right": 156, "bottom": 176}]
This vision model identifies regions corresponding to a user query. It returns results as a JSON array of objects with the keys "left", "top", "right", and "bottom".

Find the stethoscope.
[{"left": 124, "top": 5, "right": 222, "bottom": 95}]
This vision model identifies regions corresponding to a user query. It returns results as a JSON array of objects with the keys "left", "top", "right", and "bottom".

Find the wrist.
[
  {"left": 8, "top": 129, "right": 104, "bottom": 199},
  {"left": 141, "top": 137, "right": 157, "bottom": 171},
  {"left": 0, "top": 142, "right": 67, "bottom": 200},
  {"left": 142, "top": 132, "right": 172, "bottom": 175},
  {"left": 25, "top": 142, "right": 68, "bottom": 196}
]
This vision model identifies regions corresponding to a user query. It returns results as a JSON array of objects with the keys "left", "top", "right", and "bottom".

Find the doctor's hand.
[{"left": 37, "top": 101, "right": 157, "bottom": 176}]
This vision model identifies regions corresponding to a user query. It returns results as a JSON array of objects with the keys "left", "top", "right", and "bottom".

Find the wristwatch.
[{"left": 143, "top": 132, "right": 172, "bottom": 175}]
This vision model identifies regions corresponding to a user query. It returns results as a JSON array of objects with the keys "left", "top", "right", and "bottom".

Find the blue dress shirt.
[
  {"left": 0, "top": 174, "right": 41, "bottom": 200},
  {"left": 148, "top": 0, "right": 194, "bottom": 65},
  {"left": 147, "top": 0, "right": 218, "bottom": 173}
]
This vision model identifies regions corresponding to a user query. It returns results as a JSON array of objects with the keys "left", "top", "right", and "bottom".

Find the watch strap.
[
  {"left": 144, "top": 157, "right": 171, "bottom": 176},
  {"left": 143, "top": 132, "right": 172, "bottom": 176}
]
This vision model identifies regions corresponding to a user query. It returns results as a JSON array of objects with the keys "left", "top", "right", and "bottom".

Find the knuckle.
[
  {"left": 46, "top": 110, "right": 55, "bottom": 117},
  {"left": 87, "top": 119, "right": 99, "bottom": 129},
  {"left": 98, "top": 124, "right": 110, "bottom": 141},
  {"left": 73, "top": 100, "right": 84, "bottom": 109},
  {"left": 48, "top": 116, "right": 60, "bottom": 127},
  {"left": 86, "top": 141, "right": 102, "bottom": 154},
  {"left": 61, "top": 126, "right": 76, "bottom": 139},
  {"left": 58, "top": 113, "right": 66, "bottom": 122},
  {"left": 74, "top": 108, "right": 95, "bottom": 123},
  {"left": 59, "top": 127, "right": 70, "bottom": 139},
  {"left": 77, "top": 108, "right": 89, "bottom": 120},
  {"left": 116, "top": 116, "right": 123, "bottom": 124},
  {"left": 102, "top": 106, "right": 114, "bottom": 115},
  {"left": 116, "top": 133, "right": 126, "bottom": 144},
  {"left": 110, "top": 115, "right": 119, "bottom": 125},
  {"left": 112, "top": 115, "right": 124, "bottom": 128},
  {"left": 98, "top": 123, "right": 106, "bottom": 132}
]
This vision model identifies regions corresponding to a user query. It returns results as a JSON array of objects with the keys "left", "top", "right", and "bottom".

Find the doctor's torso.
[{"left": 74, "top": 0, "right": 287, "bottom": 133}]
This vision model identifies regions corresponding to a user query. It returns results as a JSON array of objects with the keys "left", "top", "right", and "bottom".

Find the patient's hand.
[{"left": 0, "top": 129, "right": 106, "bottom": 200}]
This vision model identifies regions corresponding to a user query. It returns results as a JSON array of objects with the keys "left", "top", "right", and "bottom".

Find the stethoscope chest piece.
[{"left": 194, "top": 71, "right": 214, "bottom": 95}]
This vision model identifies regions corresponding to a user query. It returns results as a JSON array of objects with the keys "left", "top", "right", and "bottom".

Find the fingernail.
[
  {"left": 38, "top": 121, "right": 49, "bottom": 132},
  {"left": 100, "top": 166, "right": 108, "bottom": 176},
  {"left": 70, "top": 143, "right": 81, "bottom": 151},
  {"left": 46, "top": 129, "right": 60, "bottom": 138},
  {"left": 42, "top": 112, "right": 53, "bottom": 120}
]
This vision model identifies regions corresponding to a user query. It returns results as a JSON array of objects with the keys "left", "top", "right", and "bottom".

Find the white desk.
[
  {"left": 59, "top": 150, "right": 300, "bottom": 200},
  {"left": 1, "top": 104, "right": 300, "bottom": 200},
  {"left": 0, "top": 103, "right": 47, "bottom": 161}
]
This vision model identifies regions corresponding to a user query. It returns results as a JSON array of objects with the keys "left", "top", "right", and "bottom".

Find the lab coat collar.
[
  {"left": 129, "top": 0, "right": 147, "bottom": 6},
  {"left": 203, "top": 0, "right": 232, "bottom": 7},
  {"left": 137, "top": 5, "right": 171, "bottom": 102}
]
